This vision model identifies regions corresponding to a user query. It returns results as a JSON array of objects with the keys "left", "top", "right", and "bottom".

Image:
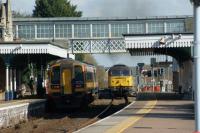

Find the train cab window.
[
  {"left": 110, "top": 69, "right": 131, "bottom": 76},
  {"left": 86, "top": 72, "right": 94, "bottom": 81},
  {"left": 51, "top": 66, "right": 60, "bottom": 84},
  {"left": 122, "top": 69, "right": 131, "bottom": 76},
  {"left": 74, "top": 66, "right": 84, "bottom": 81},
  {"left": 110, "top": 69, "right": 120, "bottom": 76}
]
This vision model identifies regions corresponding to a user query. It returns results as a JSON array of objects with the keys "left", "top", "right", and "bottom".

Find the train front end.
[{"left": 108, "top": 65, "right": 133, "bottom": 98}]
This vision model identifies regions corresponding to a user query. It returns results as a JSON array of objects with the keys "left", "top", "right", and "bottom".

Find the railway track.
[
  {"left": 1, "top": 98, "right": 134, "bottom": 133},
  {"left": 76, "top": 99, "right": 114, "bottom": 130}
]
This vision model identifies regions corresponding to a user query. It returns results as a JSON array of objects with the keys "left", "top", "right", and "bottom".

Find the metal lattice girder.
[{"left": 70, "top": 38, "right": 126, "bottom": 54}]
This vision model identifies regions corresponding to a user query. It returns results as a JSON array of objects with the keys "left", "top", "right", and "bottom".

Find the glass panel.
[
  {"left": 166, "top": 21, "right": 185, "bottom": 33},
  {"left": 110, "top": 69, "right": 131, "bottom": 76},
  {"left": 18, "top": 25, "right": 35, "bottom": 39},
  {"left": 86, "top": 72, "right": 94, "bottom": 81},
  {"left": 74, "top": 24, "right": 90, "bottom": 38},
  {"left": 111, "top": 24, "right": 127, "bottom": 37},
  {"left": 51, "top": 66, "right": 60, "bottom": 84},
  {"left": 92, "top": 24, "right": 109, "bottom": 38},
  {"left": 74, "top": 66, "right": 84, "bottom": 81},
  {"left": 55, "top": 24, "right": 72, "bottom": 38},
  {"left": 129, "top": 23, "right": 145, "bottom": 34},
  {"left": 148, "top": 22, "right": 164, "bottom": 33},
  {"left": 37, "top": 24, "right": 53, "bottom": 38}
]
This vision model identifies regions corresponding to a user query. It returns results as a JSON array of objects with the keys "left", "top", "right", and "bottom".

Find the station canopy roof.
[
  {"left": 124, "top": 33, "right": 193, "bottom": 49},
  {"left": 0, "top": 41, "right": 69, "bottom": 58}
]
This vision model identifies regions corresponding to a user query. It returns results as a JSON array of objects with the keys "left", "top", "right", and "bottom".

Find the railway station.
[{"left": 0, "top": 0, "right": 198, "bottom": 133}]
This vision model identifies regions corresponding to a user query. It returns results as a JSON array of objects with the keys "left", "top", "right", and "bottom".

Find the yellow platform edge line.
[{"left": 105, "top": 100, "right": 157, "bottom": 133}]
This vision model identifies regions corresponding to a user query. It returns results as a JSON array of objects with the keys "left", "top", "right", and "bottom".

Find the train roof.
[
  {"left": 113, "top": 64, "right": 128, "bottom": 67},
  {"left": 48, "top": 58, "right": 95, "bottom": 67},
  {"left": 109, "top": 64, "right": 130, "bottom": 71}
]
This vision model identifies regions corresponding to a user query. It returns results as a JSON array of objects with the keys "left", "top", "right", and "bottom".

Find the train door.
[{"left": 62, "top": 68, "right": 72, "bottom": 94}]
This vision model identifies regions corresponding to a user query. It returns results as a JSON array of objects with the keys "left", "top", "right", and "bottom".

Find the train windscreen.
[
  {"left": 110, "top": 69, "right": 131, "bottom": 76},
  {"left": 51, "top": 66, "right": 60, "bottom": 84},
  {"left": 74, "top": 66, "right": 84, "bottom": 81}
]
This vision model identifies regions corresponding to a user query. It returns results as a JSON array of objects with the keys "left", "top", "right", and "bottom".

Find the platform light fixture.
[{"left": 159, "top": 37, "right": 165, "bottom": 45}]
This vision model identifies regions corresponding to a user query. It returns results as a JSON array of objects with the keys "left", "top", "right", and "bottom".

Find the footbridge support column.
[{"left": 4, "top": 57, "right": 10, "bottom": 101}]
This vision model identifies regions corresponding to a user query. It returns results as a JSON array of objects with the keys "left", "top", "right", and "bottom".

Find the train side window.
[{"left": 74, "top": 66, "right": 84, "bottom": 81}]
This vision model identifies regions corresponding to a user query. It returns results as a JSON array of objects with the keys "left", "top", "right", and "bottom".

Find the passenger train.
[
  {"left": 47, "top": 59, "right": 97, "bottom": 108},
  {"left": 108, "top": 64, "right": 134, "bottom": 102}
]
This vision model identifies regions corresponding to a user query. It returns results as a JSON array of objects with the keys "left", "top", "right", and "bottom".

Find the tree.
[
  {"left": 33, "top": 0, "right": 82, "bottom": 17},
  {"left": 83, "top": 54, "right": 98, "bottom": 66}
]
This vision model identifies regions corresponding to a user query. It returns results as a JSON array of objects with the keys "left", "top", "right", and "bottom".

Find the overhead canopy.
[
  {"left": 124, "top": 33, "right": 193, "bottom": 49},
  {"left": 0, "top": 41, "right": 72, "bottom": 58}
]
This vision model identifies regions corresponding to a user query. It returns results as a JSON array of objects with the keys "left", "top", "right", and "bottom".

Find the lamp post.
[{"left": 191, "top": 0, "right": 200, "bottom": 132}]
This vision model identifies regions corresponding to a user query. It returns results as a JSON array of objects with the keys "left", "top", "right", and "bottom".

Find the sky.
[
  {"left": 11, "top": 0, "right": 193, "bottom": 67},
  {"left": 11, "top": 0, "right": 193, "bottom": 17}
]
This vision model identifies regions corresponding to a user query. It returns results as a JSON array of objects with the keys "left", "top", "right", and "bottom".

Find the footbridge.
[{"left": 12, "top": 16, "right": 193, "bottom": 54}]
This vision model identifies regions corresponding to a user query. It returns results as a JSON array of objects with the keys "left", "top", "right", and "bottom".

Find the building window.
[
  {"left": 166, "top": 21, "right": 185, "bottom": 33},
  {"left": 55, "top": 24, "right": 72, "bottom": 38},
  {"left": 74, "top": 24, "right": 90, "bottom": 38},
  {"left": 92, "top": 24, "right": 109, "bottom": 38},
  {"left": 37, "top": 24, "right": 53, "bottom": 38},
  {"left": 111, "top": 24, "right": 127, "bottom": 37},
  {"left": 148, "top": 22, "right": 164, "bottom": 33},
  {"left": 129, "top": 23, "right": 145, "bottom": 34},
  {"left": 18, "top": 25, "right": 35, "bottom": 39}
]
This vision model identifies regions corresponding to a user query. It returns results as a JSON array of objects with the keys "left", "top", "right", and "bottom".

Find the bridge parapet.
[{"left": 69, "top": 38, "right": 126, "bottom": 54}]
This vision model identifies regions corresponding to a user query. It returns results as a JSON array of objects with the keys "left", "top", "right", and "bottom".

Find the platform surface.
[
  {"left": 0, "top": 99, "right": 46, "bottom": 109},
  {"left": 76, "top": 100, "right": 194, "bottom": 133}
]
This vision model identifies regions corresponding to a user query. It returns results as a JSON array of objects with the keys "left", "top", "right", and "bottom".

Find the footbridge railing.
[{"left": 69, "top": 38, "right": 126, "bottom": 54}]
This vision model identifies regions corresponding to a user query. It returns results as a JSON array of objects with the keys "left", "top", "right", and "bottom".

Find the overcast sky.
[
  {"left": 12, "top": 0, "right": 193, "bottom": 17},
  {"left": 11, "top": 0, "right": 193, "bottom": 67}
]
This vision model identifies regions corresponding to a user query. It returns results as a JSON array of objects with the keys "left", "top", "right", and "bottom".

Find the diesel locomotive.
[{"left": 108, "top": 64, "right": 134, "bottom": 102}]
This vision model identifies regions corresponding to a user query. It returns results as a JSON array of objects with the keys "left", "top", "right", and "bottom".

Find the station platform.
[
  {"left": 0, "top": 99, "right": 46, "bottom": 128},
  {"left": 76, "top": 100, "right": 194, "bottom": 133}
]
